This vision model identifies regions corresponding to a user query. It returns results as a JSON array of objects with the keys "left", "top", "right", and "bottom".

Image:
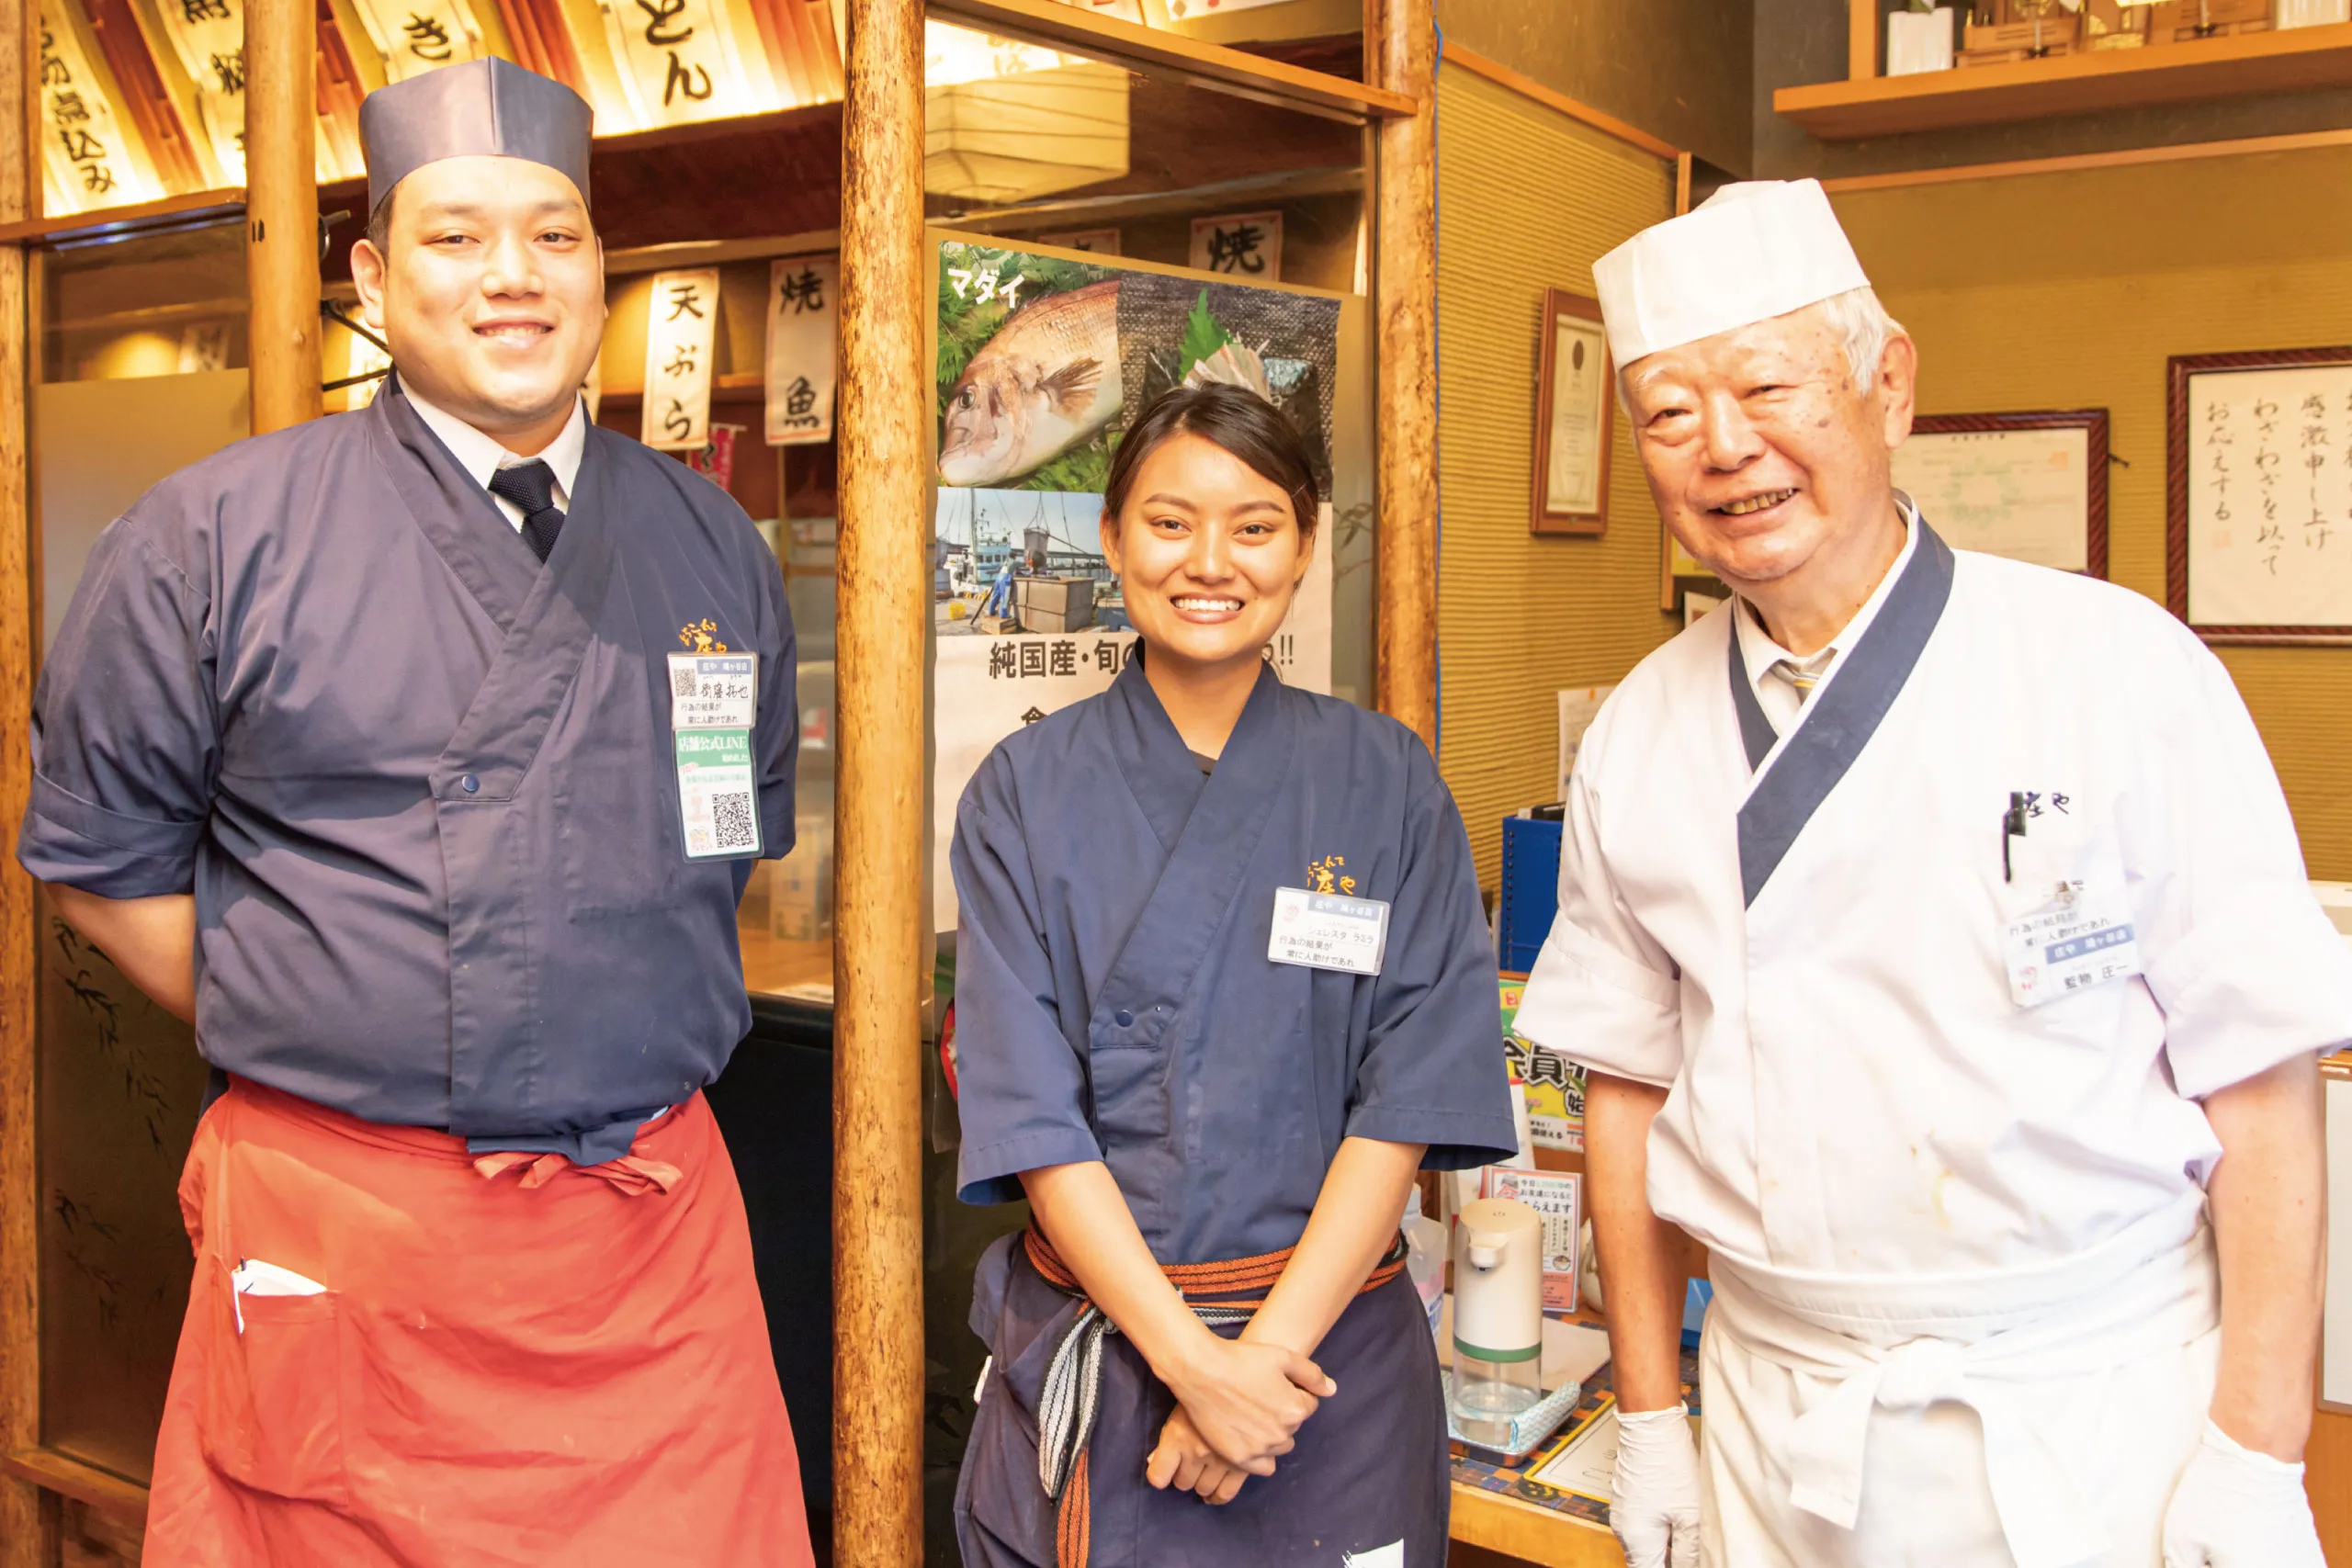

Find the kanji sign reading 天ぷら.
[
  {"left": 642, "top": 268, "right": 721, "bottom": 453},
  {"left": 764, "top": 254, "right": 838, "bottom": 446}
]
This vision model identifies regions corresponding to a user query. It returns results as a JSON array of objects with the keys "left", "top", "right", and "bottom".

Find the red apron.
[{"left": 144, "top": 1077, "right": 815, "bottom": 1568}]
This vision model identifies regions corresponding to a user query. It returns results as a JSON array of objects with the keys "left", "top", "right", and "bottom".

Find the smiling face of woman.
[{"left": 1101, "top": 431, "right": 1314, "bottom": 682}]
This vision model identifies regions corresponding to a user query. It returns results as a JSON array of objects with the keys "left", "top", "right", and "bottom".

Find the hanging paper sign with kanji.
[
  {"left": 151, "top": 0, "right": 249, "bottom": 182},
  {"left": 642, "top": 267, "right": 720, "bottom": 452},
  {"left": 36, "top": 1, "right": 163, "bottom": 213},
  {"left": 1188, "top": 210, "right": 1283, "bottom": 282},
  {"left": 601, "top": 0, "right": 755, "bottom": 130},
  {"left": 347, "top": 0, "right": 488, "bottom": 82},
  {"left": 764, "top": 254, "right": 837, "bottom": 446}
]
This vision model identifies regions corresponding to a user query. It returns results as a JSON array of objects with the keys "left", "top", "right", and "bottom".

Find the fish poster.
[
  {"left": 930, "top": 239, "right": 1348, "bottom": 932},
  {"left": 936, "top": 240, "right": 1341, "bottom": 496}
]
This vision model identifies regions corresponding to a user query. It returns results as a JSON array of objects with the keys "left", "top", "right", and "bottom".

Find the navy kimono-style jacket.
[
  {"left": 949, "top": 658, "right": 1514, "bottom": 1568},
  {"left": 19, "top": 384, "right": 796, "bottom": 1160}
]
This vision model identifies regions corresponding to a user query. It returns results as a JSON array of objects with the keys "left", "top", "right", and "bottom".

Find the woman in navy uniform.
[{"left": 950, "top": 384, "right": 1517, "bottom": 1568}]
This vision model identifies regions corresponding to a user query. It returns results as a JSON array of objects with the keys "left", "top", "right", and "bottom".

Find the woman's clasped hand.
[{"left": 1144, "top": 1331, "right": 1336, "bottom": 1504}]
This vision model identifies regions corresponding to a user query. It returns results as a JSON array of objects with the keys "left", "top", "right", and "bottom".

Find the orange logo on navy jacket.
[
  {"left": 1307, "top": 854, "right": 1357, "bottom": 895},
  {"left": 677, "top": 617, "right": 729, "bottom": 653}
]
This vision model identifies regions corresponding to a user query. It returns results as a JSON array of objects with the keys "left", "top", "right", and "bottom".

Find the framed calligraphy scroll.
[
  {"left": 1893, "top": 410, "right": 2109, "bottom": 578},
  {"left": 2168, "top": 347, "right": 2352, "bottom": 645},
  {"left": 1532, "top": 288, "right": 1612, "bottom": 537}
]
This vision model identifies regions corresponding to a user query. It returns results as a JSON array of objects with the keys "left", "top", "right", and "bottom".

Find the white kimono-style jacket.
[{"left": 1517, "top": 510, "right": 2352, "bottom": 1568}]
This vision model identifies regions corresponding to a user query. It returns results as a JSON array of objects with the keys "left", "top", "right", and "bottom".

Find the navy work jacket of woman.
[{"left": 950, "top": 656, "right": 1515, "bottom": 1568}]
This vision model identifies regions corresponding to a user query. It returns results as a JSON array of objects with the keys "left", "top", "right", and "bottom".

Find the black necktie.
[{"left": 488, "top": 460, "right": 565, "bottom": 563}]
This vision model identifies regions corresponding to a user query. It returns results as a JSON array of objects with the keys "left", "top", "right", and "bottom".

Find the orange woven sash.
[{"left": 1021, "top": 1228, "right": 1407, "bottom": 1568}]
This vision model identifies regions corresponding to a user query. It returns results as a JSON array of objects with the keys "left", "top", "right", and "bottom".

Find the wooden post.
[
  {"left": 244, "top": 0, "right": 322, "bottom": 434},
  {"left": 831, "top": 0, "right": 925, "bottom": 1562},
  {"left": 0, "top": 0, "right": 37, "bottom": 1551},
  {"left": 1849, "top": 0, "right": 1881, "bottom": 81},
  {"left": 1374, "top": 0, "right": 1437, "bottom": 750}
]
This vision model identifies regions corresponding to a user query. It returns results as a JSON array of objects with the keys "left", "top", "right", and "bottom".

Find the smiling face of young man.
[
  {"left": 1621, "top": 297, "right": 1918, "bottom": 651},
  {"left": 349, "top": 153, "right": 605, "bottom": 457},
  {"left": 1101, "top": 430, "right": 1315, "bottom": 687}
]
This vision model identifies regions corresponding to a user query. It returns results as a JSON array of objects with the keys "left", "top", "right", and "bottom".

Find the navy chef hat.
[{"left": 360, "top": 58, "right": 594, "bottom": 215}]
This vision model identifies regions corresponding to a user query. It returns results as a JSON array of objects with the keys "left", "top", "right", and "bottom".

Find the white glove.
[
  {"left": 2161, "top": 1419, "right": 2324, "bottom": 1568},
  {"left": 1611, "top": 1404, "right": 1702, "bottom": 1568}
]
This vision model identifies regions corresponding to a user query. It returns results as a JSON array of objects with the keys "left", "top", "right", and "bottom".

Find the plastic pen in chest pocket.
[{"left": 2002, "top": 791, "right": 2029, "bottom": 883}]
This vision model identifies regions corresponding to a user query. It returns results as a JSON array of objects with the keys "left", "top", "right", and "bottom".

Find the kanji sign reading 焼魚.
[{"left": 764, "top": 254, "right": 837, "bottom": 446}]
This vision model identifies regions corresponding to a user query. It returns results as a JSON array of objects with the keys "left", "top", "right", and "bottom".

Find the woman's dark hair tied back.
[{"left": 1102, "top": 384, "right": 1319, "bottom": 536}]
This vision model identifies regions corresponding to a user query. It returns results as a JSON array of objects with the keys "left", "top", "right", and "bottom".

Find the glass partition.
[{"left": 32, "top": 219, "right": 251, "bottom": 1482}]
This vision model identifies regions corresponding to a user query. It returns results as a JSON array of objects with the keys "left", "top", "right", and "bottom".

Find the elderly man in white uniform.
[{"left": 1514, "top": 178, "right": 2352, "bottom": 1568}]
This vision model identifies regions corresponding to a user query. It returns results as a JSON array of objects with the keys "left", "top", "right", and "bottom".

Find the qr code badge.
[{"left": 712, "top": 791, "right": 757, "bottom": 852}]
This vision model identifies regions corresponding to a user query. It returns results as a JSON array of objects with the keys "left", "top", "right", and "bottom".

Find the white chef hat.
[{"left": 1591, "top": 179, "right": 1870, "bottom": 367}]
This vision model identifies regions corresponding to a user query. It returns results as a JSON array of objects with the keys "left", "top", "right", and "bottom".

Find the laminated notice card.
[{"left": 1482, "top": 1167, "right": 1582, "bottom": 1313}]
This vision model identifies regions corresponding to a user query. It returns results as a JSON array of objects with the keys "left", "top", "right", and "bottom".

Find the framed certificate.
[
  {"left": 1532, "top": 288, "right": 1613, "bottom": 537},
  {"left": 1895, "top": 409, "right": 2109, "bottom": 577}
]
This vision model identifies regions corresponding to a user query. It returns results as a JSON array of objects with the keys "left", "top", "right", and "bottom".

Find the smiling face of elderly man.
[{"left": 1620, "top": 286, "right": 1919, "bottom": 657}]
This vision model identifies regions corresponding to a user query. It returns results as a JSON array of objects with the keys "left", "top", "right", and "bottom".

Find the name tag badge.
[
  {"left": 2003, "top": 874, "right": 2141, "bottom": 1009},
  {"left": 667, "top": 652, "right": 761, "bottom": 860},
  {"left": 1268, "top": 886, "right": 1390, "bottom": 976}
]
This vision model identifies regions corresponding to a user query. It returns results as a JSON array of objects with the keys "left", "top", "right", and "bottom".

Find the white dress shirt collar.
[
  {"left": 1732, "top": 494, "right": 1922, "bottom": 733},
  {"left": 402, "top": 388, "right": 587, "bottom": 523}
]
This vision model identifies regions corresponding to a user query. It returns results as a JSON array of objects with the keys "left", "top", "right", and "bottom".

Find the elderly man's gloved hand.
[
  {"left": 1611, "top": 1404, "right": 1702, "bottom": 1568},
  {"left": 2161, "top": 1419, "right": 2324, "bottom": 1568}
]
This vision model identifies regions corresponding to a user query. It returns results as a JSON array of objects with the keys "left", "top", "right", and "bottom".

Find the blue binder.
[{"left": 1498, "top": 813, "right": 1564, "bottom": 974}]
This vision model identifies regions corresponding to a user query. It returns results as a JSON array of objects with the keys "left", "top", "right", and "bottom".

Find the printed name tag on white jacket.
[
  {"left": 1269, "top": 886, "right": 1389, "bottom": 976},
  {"left": 2001, "top": 832, "right": 2142, "bottom": 1009}
]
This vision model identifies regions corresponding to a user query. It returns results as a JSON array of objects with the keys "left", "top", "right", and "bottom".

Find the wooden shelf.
[
  {"left": 1777, "top": 21, "right": 2352, "bottom": 140},
  {"left": 1450, "top": 1483, "right": 1621, "bottom": 1568},
  {"left": 3, "top": 1447, "right": 147, "bottom": 1526},
  {"left": 930, "top": 0, "right": 1414, "bottom": 121}
]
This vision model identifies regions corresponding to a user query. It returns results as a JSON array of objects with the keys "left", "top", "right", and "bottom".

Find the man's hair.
[
  {"left": 366, "top": 188, "right": 394, "bottom": 254},
  {"left": 1813, "top": 285, "right": 1905, "bottom": 392},
  {"left": 1614, "top": 285, "right": 1907, "bottom": 412}
]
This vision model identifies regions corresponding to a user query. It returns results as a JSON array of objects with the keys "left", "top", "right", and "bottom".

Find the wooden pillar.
[
  {"left": 1374, "top": 0, "right": 1437, "bottom": 750},
  {"left": 244, "top": 0, "right": 322, "bottom": 434},
  {"left": 0, "top": 0, "right": 36, "bottom": 1551},
  {"left": 1849, "top": 0, "right": 1881, "bottom": 81},
  {"left": 831, "top": 0, "right": 925, "bottom": 1562}
]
